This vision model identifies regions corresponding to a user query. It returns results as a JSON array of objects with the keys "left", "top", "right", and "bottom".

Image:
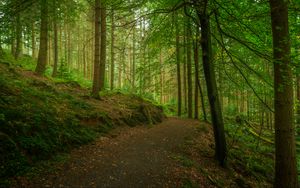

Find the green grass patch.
[
  {"left": 181, "top": 178, "right": 199, "bottom": 188},
  {"left": 0, "top": 59, "right": 99, "bottom": 186},
  {"left": 172, "top": 155, "right": 195, "bottom": 168},
  {"left": 0, "top": 53, "right": 165, "bottom": 187}
]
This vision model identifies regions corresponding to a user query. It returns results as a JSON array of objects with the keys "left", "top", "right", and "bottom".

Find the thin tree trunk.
[
  {"left": 160, "top": 51, "right": 163, "bottom": 103},
  {"left": 91, "top": 0, "right": 101, "bottom": 97},
  {"left": 110, "top": 9, "right": 115, "bottom": 90},
  {"left": 35, "top": 0, "right": 48, "bottom": 75},
  {"left": 199, "top": 14, "right": 227, "bottom": 166},
  {"left": 118, "top": 53, "right": 122, "bottom": 88},
  {"left": 194, "top": 30, "right": 200, "bottom": 119},
  {"left": 197, "top": 75, "right": 207, "bottom": 121},
  {"left": 15, "top": 13, "right": 22, "bottom": 59},
  {"left": 187, "top": 20, "right": 193, "bottom": 118},
  {"left": 132, "top": 26, "right": 136, "bottom": 91},
  {"left": 175, "top": 13, "right": 182, "bottom": 117},
  {"left": 52, "top": 21, "right": 58, "bottom": 77},
  {"left": 48, "top": 27, "right": 51, "bottom": 66},
  {"left": 269, "top": 0, "right": 298, "bottom": 187},
  {"left": 297, "top": 76, "right": 300, "bottom": 134},
  {"left": 32, "top": 21, "right": 36, "bottom": 59},
  {"left": 64, "top": 24, "right": 67, "bottom": 63},
  {"left": 83, "top": 44, "right": 86, "bottom": 78},
  {"left": 11, "top": 23, "right": 16, "bottom": 55},
  {"left": 99, "top": 1, "right": 106, "bottom": 91},
  {"left": 52, "top": 0, "right": 58, "bottom": 77},
  {"left": 67, "top": 25, "right": 71, "bottom": 69},
  {"left": 183, "top": 30, "right": 187, "bottom": 114}
]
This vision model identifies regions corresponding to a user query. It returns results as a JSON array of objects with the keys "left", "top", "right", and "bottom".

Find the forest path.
[{"left": 26, "top": 117, "right": 203, "bottom": 188}]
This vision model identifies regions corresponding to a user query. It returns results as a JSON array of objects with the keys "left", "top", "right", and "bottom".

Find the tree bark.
[
  {"left": 269, "top": 0, "right": 299, "bottom": 187},
  {"left": 52, "top": 21, "right": 58, "bottom": 77},
  {"left": 187, "top": 20, "right": 193, "bottom": 118},
  {"left": 67, "top": 24, "right": 71, "bottom": 68},
  {"left": 14, "top": 13, "right": 22, "bottom": 59},
  {"left": 32, "top": 21, "right": 36, "bottom": 59},
  {"left": 197, "top": 75, "right": 207, "bottom": 121},
  {"left": 175, "top": 13, "right": 182, "bottom": 117},
  {"left": 132, "top": 26, "right": 136, "bottom": 91},
  {"left": 160, "top": 51, "right": 163, "bottom": 103},
  {"left": 296, "top": 76, "right": 300, "bottom": 135},
  {"left": 200, "top": 14, "right": 227, "bottom": 166},
  {"left": 99, "top": 1, "right": 106, "bottom": 91},
  {"left": 0, "top": 34, "right": 3, "bottom": 57},
  {"left": 183, "top": 29, "right": 187, "bottom": 114},
  {"left": 11, "top": 24, "right": 16, "bottom": 56},
  {"left": 110, "top": 9, "right": 115, "bottom": 90},
  {"left": 194, "top": 30, "right": 200, "bottom": 119},
  {"left": 52, "top": 0, "right": 58, "bottom": 77},
  {"left": 91, "top": 0, "right": 101, "bottom": 97},
  {"left": 35, "top": 0, "right": 48, "bottom": 75}
]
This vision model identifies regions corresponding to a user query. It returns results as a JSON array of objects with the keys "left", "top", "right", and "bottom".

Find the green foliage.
[
  {"left": 57, "top": 58, "right": 70, "bottom": 79},
  {"left": 225, "top": 120, "right": 274, "bottom": 181},
  {"left": 224, "top": 104, "right": 238, "bottom": 117},
  {"left": 0, "top": 55, "right": 165, "bottom": 186},
  {"left": 172, "top": 155, "right": 195, "bottom": 168},
  {"left": 44, "top": 58, "right": 92, "bottom": 88},
  {"left": 181, "top": 178, "right": 199, "bottom": 188},
  {"left": 15, "top": 55, "right": 37, "bottom": 70},
  {"left": 160, "top": 98, "right": 177, "bottom": 116},
  {"left": 0, "top": 61, "right": 97, "bottom": 184}
]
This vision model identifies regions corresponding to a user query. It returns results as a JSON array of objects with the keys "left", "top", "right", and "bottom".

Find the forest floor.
[
  {"left": 12, "top": 118, "right": 271, "bottom": 188},
  {"left": 0, "top": 56, "right": 273, "bottom": 188}
]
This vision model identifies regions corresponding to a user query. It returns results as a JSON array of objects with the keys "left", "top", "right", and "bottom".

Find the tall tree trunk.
[
  {"left": 64, "top": 24, "right": 67, "bottom": 63},
  {"left": 48, "top": 27, "right": 52, "bottom": 66},
  {"left": 91, "top": 0, "right": 101, "bottom": 97},
  {"left": 32, "top": 21, "right": 36, "bottom": 59},
  {"left": 140, "top": 17, "right": 146, "bottom": 94},
  {"left": 199, "top": 14, "right": 227, "bottom": 166},
  {"left": 187, "top": 20, "right": 193, "bottom": 118},
  {"left": 52, "top": 0, "right": 58, "bottom": 77},
  {"left": 67, "top": 25, "right": 71, "bottom": 69},
  {"left": 52, "top": 21, "right": 58, "bottom": 77},
  {"left": 183, "top": 30, "right": 187, "bottom": 114},
  {"left": 197, "top": 75, "right": 207, "bottom": 121},
  {"left": 14, "top": 13, "right": 22, "bottom": 59},
  {"left": 269, "top": 0, "right": 298, "bottom": 187},
  {"left": 35, "top": 0, "right": 48, "bottom": 75},
  {"left": 110, "top": 9, "right": 115, "bottom": 90},
  {"left": 132, "top": 26, "right": 136, "bottom": 91},
  {"left": 297, "top": 77, "right": 300, "bottom": 135},
  {"left": 83, "top": 44, "right": 86, "bottom": 78},
  {"left": 175, "top": 13, "right": 182, "bottom": 117},
  {"left": 11, "top": 39, "right": 16, "bottom": 56},
  {"left": 160, "top": 51, "right": 163, "bottom": 103},
  {"left": 99, "top": 1, "right": 106, "bottom": 91},
  {"left": 194, "top": 31, "right": 199, "bottom": 120},
  {"left": 0, "top": 33, "right": 3, "bottom": 57}
]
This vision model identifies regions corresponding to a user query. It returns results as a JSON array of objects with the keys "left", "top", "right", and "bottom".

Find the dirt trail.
[{"left": 26, "top": 117, "right": 200, "bottom": 188}]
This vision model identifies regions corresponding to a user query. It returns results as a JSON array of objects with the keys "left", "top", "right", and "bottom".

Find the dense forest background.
[{"left": 0, "top": 0, "right": 300, "bottom": 187}]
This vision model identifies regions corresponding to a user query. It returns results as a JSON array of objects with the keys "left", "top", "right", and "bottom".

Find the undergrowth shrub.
[
  {"left": 225, "top": 120, "right": 274, "bottom": 182},
  {"left": 0, "top": 61, "right": 97, "bottom": 183}
]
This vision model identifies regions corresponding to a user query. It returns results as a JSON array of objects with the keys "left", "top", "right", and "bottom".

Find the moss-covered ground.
[{"left": 0, "top": 54, "right": 164, "bottom": 187}]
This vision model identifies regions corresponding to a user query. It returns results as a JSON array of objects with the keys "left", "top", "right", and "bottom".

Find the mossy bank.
[{"left": 0, "top": 58, "right": 165, "bottom": 187}]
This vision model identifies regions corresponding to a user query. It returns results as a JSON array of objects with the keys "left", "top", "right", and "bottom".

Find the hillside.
[
  {"left": 1, "top": 55, "right": 298, "bottom": 187},
  {"left": 0, "top": 58, "right": 164, "bottom": 186}
]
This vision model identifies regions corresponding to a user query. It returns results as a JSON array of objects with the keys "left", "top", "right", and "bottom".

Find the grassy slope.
[{"left": 0, "top": 55, "right": 164, "bottom": 186}]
